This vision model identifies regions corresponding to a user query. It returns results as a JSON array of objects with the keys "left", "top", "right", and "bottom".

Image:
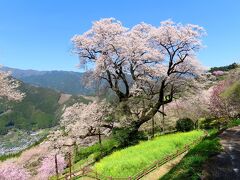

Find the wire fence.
[{"left": 59, "top": 131, "right": 207, "bottom": 180}]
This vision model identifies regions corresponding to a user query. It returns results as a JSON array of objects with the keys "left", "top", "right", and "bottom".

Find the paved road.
[{"left": 203, "top": 126, "right": 240, "bottom": 180}]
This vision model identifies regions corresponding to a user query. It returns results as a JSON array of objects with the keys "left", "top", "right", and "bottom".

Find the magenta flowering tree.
[
  {"left": 209, "top": 80, "right": 233, "bottom": 118},
  {"left": 212, "top": 70, "right": 224, "bottom": 76},
  {"left": 38, "top": 153, "right": 66, "bottom": 179},
  {"left": 0, "top": 162, "right": 29, "bottom": 180}
]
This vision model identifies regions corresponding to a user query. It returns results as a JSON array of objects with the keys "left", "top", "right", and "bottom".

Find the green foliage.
[
  {"left": 176, "top": 118, "right": 195, "bottom": 132},
  {"left": 161, "top": 121, "right": 236, "bottom": 179},
  {"left": 227, "top": 118, "right": 240, "bottom": 128},
  {"left": 62, "top": 95, "right": 91, "bottom": 107},
  {"left": 112, "top": 127, "right": 147, "bottom": 147},
  {"left": 161, "top": 129, "right": 221, "bottom": 180},
  {"left": 0, "top": 125, "right": 8, "bottom": 135},
  {"left": 209, "top": 62, "right": 238, "bottom": 73},
  {"left": 199, "top": 118, "right": 227, "bottom": 130},
  {"left": 94, "top": 130, "right": 204, "bottom": 177},
  {"left": 0, "top": 83, "right": 60, "bottom": 134},
  {"left": 221, "top": 81, "right": 240, "bottom": 99},
  {"left": 74, "top": 138, "right": 120, "bottom": 163},
  {"left": 0, "top": 151, "right": 22, "bottom": 162},
  {"left": 221, "top": 81, "right": 240, "bottom": 118},
  {"left": 0, "top": 82, "right": 89, "bottom": 134}
]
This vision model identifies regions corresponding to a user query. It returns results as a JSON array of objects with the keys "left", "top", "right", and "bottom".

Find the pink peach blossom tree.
[{"left": 210, "top": 76, "right": 240, "bottom": 119}]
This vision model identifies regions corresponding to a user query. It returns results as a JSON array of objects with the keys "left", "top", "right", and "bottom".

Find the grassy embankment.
[
  {"left": 53, "top": 138, "right": 120, "bottom": 179},
  {"left": 93, "top": 130, "right": 204, "bottom": 177},
  {"left": 161, "top": 119, "right": 240, "bottom": 180}
]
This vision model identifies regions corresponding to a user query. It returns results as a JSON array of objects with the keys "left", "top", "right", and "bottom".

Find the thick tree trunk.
[{"left": 126, "top": 80, "right": 174, "bottom": 139}]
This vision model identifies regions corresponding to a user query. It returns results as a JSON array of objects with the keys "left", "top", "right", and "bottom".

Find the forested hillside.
[
  {"left": 209, "top": 62, "right": 238, "bottom": 72},
  {"left": 0, "top": 81, "right": 90, "bottom": 135}
]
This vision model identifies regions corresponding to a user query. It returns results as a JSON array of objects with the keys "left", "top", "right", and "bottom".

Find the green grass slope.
[
  {"left": 94, "top": 130, "right": 204, "bottom": 177},
  {"left": 160, "top": 120, "right": 240, "bottom": 180},
  {"left": 161, "top": 129, "right": 221, "bottom": 180}
]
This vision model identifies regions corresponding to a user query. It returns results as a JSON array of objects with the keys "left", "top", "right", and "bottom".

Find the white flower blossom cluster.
[
  {"left": 48, "top": 100, "right": 113, "bottom": 153},
  {"left": 72, "top": 18, "right": 205, "bottom": 97}
]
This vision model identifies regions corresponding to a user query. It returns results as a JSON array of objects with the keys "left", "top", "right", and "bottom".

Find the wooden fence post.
[
  {"left": 55, "top": 154, "right": 59, "bottom": 180},
  {"left": 68, "top": 152, "right": 72, "bottom": 179},
  {"left": 95, "top": 171, "right": 98, "bottom": 178}
]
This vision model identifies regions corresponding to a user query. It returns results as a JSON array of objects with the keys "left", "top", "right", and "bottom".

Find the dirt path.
[
  {"left": 141, "top": 151, "right": 188, "bottom": 180},
  {"left": 203, "top": 126, "right": 240, "bottom": 180}
]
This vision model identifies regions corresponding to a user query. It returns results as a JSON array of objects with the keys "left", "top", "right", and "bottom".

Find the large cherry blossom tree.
[
  {"left": 72, "top": 18, "right": 205, "bottom": 135},
  {"left": 48, "top": 100, "right": 113, "bottom": 152}
]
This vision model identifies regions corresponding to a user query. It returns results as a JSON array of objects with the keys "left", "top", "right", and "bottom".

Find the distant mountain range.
[{"left": 2, "top": 66, "right": 95, "bottom": 95}]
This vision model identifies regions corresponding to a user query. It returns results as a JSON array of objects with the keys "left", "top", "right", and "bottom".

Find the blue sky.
[{"left": 0, "top": 0, "right": 240, "bottom": 71}]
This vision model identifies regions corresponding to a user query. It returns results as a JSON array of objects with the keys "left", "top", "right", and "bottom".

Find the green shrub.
[
  {"left": 176, "top": 118, "right": 195, "bottom": 132},
  {"left": 74, "top": 138, "right": 119, "bottom": 163},
  {"left": 227, "top": 118, "right": 240, "bottom": 128},
  {"left": 112, "top": 127, "right": 147, "bottom": 147},
  {"left": 199, "top": 118, "right": 228, "bottom": 130},
  {"left": 209, "top": 62, "right": 238, "bottom": 73}
]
